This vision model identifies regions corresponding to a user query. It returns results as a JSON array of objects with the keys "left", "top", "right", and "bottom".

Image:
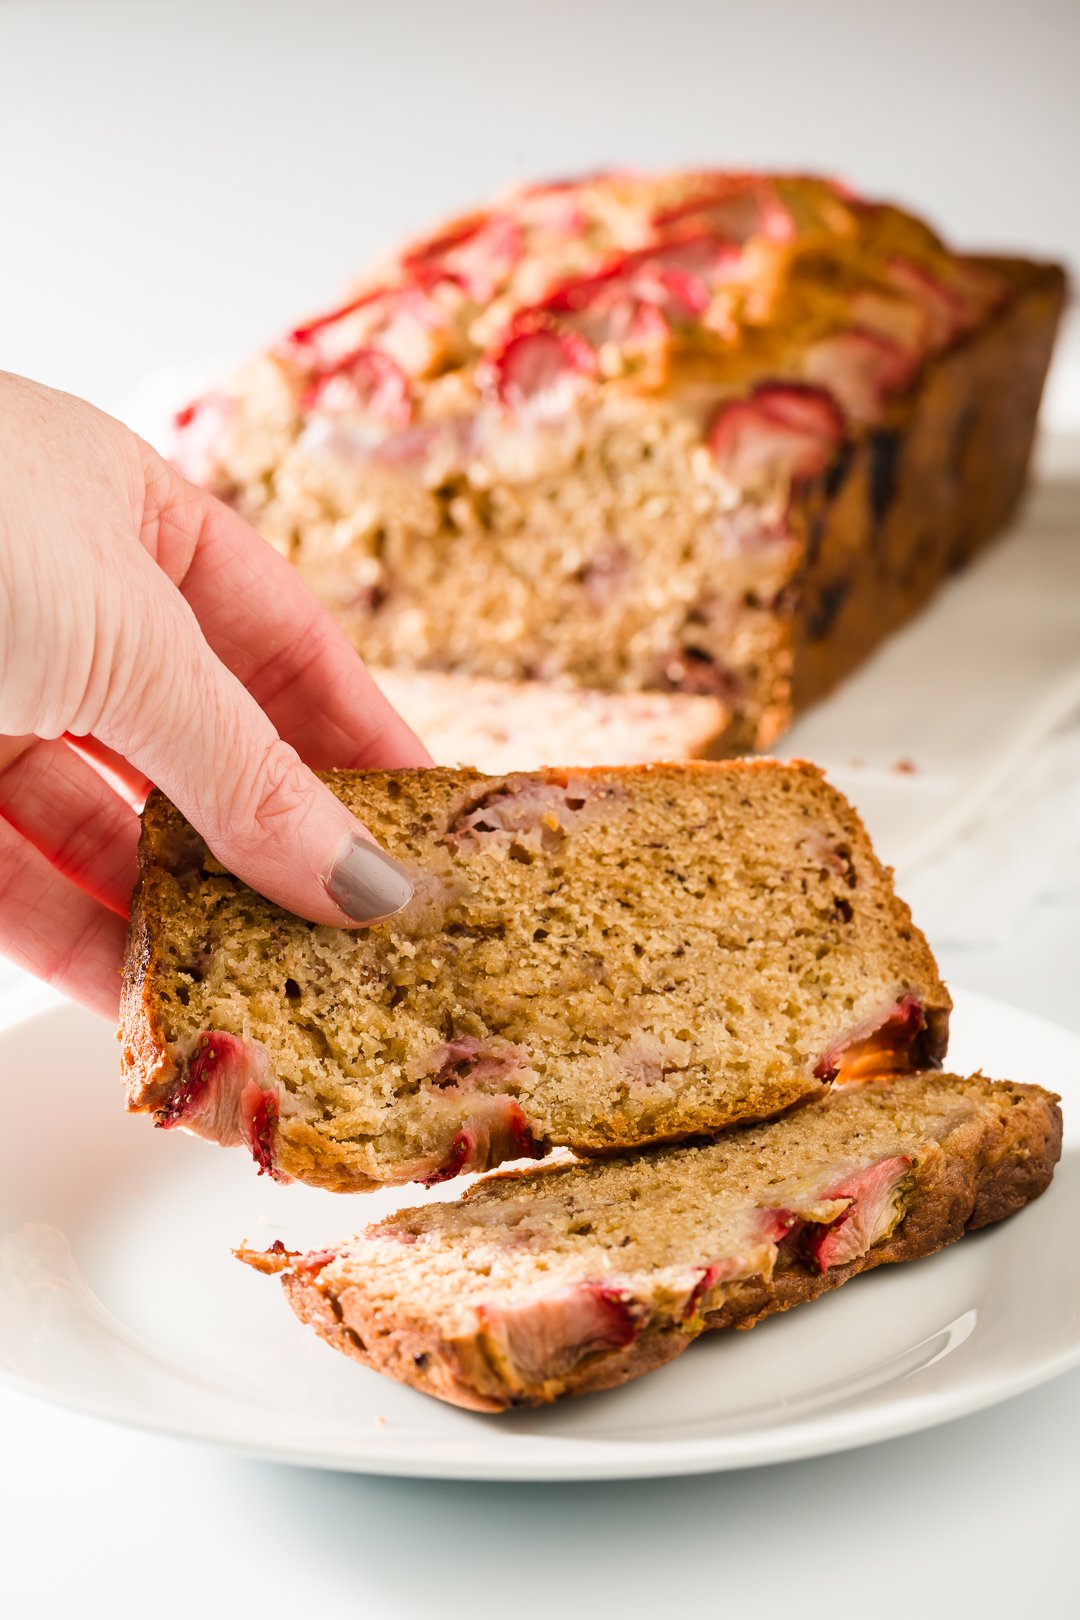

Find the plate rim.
[{"left": 1, "top": 985, "right": 1077, "bottom": 1481}]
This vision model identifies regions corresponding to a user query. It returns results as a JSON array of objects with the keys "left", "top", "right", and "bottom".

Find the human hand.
[{"left": 0, "top": 372, "right": 431, "bottom": 1018}]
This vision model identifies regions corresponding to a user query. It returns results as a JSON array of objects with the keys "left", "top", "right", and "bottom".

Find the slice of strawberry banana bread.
[
  {"left": 121, "top": 761, "right": 949, "bottom": 1191},
  {"left": 175, "top": 170, "right": 1065, "bottom": 752},
  {"left": 371, "top": 669, "right": 733, "bottom": 770},
  {"left": 239, "top": 1071, "right": 1061, "bottom": 1411}
]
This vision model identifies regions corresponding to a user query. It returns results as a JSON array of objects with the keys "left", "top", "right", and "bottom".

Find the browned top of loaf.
[
  {"left": 176, "top": 169, "right": 1066, "bottom": 488},
  {"left": 121, "top": 760, "right": 949, "bottom": 1191}
]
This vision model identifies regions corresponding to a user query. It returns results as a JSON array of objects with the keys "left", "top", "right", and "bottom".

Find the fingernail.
[{"left": 322, "top": 834, "right": 414, "bottom": 924}]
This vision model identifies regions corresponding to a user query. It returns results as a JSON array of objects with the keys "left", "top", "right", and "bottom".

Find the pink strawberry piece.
[
  {"left": 646, "top": 230, "right": 744, "bottom": 286},
  {"left": 404, "top": 211, "right": 523, "bottom": 301},
  {"left": 244, "top": 1088, "right": 280, "bottom": 1178},
  {"left": 682, "top": 1258, "right": 745, "bottom": 1319},
  {"left": 426, "top": 1036, "right": 522, "bottom": 1090},
  {"left": 654, "top": 176, "right": 794, "bottom": 243},
  {"left": 707, "top": 382, "right": 846, "bottom": 487},
  {"left": 813, "top": 994, "right": 927, "bottom": 1084},
  {"left": 421, "top": 1096, "right": 544, "bottom": 1185},
  {"left": 477, "top": 1283, "right": 640, "bottom": 1383},
  {"left": 301, "top": 347, "right": 412, "bottom": 425},
  {"left": 541, "top": 271, "right": 667, "bottom": 355},
  {"left": 757, "top": 1207, "right": 804, "bottom": 1246},
  {"left": 288, "top": 285, "right": 389, "bottom": 348},
  {"left": 802, "top": 328, "right": 917, "bottom": 422},
  {"left": 803, "top": 1155, "right": 913, "bottom": 1272},
  {"left": 171, "top": 392, "right": 231, "bottom": 484},
  {"left": 156, "top": 1032, "right": 289, "bottom": 1181},
  {"left": 481, "top": 320, "right": 598, "bottom": 415}
]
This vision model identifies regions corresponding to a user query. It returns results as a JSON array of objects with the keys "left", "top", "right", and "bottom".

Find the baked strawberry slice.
[
  {"left": 421, "top": 1095, "right": 545, "bottom": 1185},
  {"left": 301, "top": 346, "right": 412, "bottom": 426},
  {"left": 803, "top": 1155, "right": 913, "bottom": 1272},
  {"left": 654, "top": 175, "right": 794, "bottom": 243},
  {"left": 813, "top": 994, "right": 936, "bottom": 1084},
  {"left": 476, "top": 1283, "right": 641, "bottom": 1385},
  {"left": 646, "top": 230, "right": 744, "bottom": 287},
  {"left": 801, "top": 328, "right": 918, "bottom": 422},
  {"left": 156, "top": 1031, "right": 288, "bottom": 1181},
  {"left": 882, "top": 256, "right": 1005, "bottom": 348},
  {"left": 480, "top": 319, "right": 598, "bottom": 416},
  {"left": 706, "top": 382, "right": 846, "bottom": 489},
  {"left": 172, "top": 392, "right": 232, "bottom": 484},
  {"left": 287, "top": 285, "right": 389, "bottom": 349},
  {"left": 539, "top": 265, "right": 666, "bottom": 356},
  {"left": 404, "top": 211, "right": 523, "bottom": 301}
]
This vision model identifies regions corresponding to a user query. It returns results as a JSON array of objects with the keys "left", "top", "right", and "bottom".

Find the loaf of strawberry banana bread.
[
  {"left": 121, "top": 761, "right": 949, "bottom": 1191},
  {"left": 238, "top": 1070, "right": 1061, "bottom": 1411},
  {"left": 175, "top": 170, "right": 1064, "bottom": 752}
]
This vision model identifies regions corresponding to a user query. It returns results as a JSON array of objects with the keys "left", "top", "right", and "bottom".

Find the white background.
[
  {"left": 2, "top": 0, "right": 1078, "bottom": 417},
  {"left": 2, "top": 3, "right": 1079, "bottom": 1616}
]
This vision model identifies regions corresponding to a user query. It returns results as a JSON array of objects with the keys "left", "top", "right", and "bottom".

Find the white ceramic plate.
[{"left": 0, "top": 986, "right": 1076, "bottom": 1480}]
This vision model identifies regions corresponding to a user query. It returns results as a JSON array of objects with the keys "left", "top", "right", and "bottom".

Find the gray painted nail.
[{"left": 323, "top": 834, "right": 414, "bottom": 923}]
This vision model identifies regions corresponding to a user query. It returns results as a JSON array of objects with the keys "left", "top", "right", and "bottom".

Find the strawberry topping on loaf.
[
  {"left": 238, "top": 1072, "right": 1061, "bottom": 1410},
  {"left": 120, "top": 761, "right": 949, "bottom": 1191},
  {"left": 171, "top": 170, "right": 1063, "bottom": 752}
]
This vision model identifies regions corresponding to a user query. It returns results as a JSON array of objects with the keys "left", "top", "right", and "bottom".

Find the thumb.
[{"left": 101, "top": 572, "right": 413, "bottom": 927}]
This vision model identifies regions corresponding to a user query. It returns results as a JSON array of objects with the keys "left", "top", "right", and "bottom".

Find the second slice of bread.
[
  {"left": 121, "top": 761, "right": 949, "bottom": 1190},
  {"left": 238, "top": 1071, "right": 1061, "bottom": 1409}
]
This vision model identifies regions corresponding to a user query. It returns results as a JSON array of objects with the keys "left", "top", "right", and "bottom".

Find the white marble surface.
[{"left": 2, "top": 2, "right": 1079, "bottom": 1613}]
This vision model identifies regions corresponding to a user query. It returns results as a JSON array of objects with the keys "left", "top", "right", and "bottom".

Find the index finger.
[{"left": 137, "top": 443, "right": 432, "bottom": 772}]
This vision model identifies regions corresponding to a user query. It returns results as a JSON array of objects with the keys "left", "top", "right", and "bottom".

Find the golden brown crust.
[
  {"left": 268, "top": 1077, "right": 1060, "bottom": 1410},
  {"left": 789, "top": 258, "right": 1067, "bottom": 721}
]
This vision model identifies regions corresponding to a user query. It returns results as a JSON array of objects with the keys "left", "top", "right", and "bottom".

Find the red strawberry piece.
[
  {"left": 244, "top": 1087, "right": 280, "bottom": 1178},
  {"left": 801, "top": 328, "right": 917, "bottom": 422},
  {"left": 646, "top": 230, "right": 744, "bottom": 286},
  {"left": 365, "top": 284, "right": 452, "bottom": 378},
  {"left": 539, "top": 265, "right": 667, "bottom": 353},
  {"left": 156, "top": 1032, "right": 290, "bottom": 1181},
  {"left": 813, "top": 994, "right": 928, "bottom": 1084},
  {"left": 757, "top": 1207, "right": 804, "bottom": 1246},
  {"left": 294, "top": 1247, "right": 338, "bottom": 1278},
  {"left": 480, "top": 319, "right": 598, "bottom": 416},
  {"left": 682, "top": 1259, "right": 746, "bottom": 1318},
  {"left": 420, "top": 1096, "right": 545, "bottom": 1185},
  {"left": 301, "top": 346, "right": 412, "bottom": 425},
  {"left": 426, "top": 1036, "right": 523, "bottom": 1090},
  {"left": 654, "top": 176, "right": 794, "bottom": 243},
  {"left": 171, "top": 392, "right": 231, "bottom": 485},
  {"left": 404, "top": 211, "right": 523, "bottom": 301},
  {"left": 542, "top": 250, "right": 711, "bottom": 349},
  {"left": 288, "top": 285, "right": 390, "bottom": 348},
  {"left": 803, "top": 1155, "right": 913, "bottom": 1272},
  {"left": 706, "top": 382, "right": 846, "bottom": 487},
  {"left": 477, "top": 1282, "right": 640, "bottom": 1383}
]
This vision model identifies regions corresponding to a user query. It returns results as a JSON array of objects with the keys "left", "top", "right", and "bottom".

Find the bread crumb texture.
[
  {"left": 239, "top": 1071, "right": 1061, "bottom": 1409},
  {"left": 121, "top": 762, "right": 949, "bottom": 1191}
]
